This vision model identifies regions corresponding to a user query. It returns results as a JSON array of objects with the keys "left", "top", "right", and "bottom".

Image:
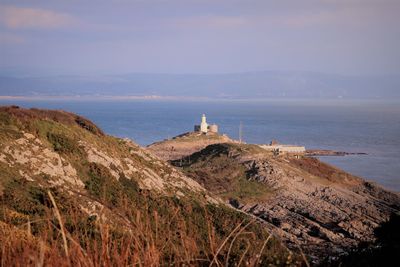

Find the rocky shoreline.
[{"left": 306, "top": 149, "right": 367, "bottom": 157}]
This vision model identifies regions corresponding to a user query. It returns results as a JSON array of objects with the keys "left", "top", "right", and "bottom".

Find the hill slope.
[
  {"left": 0, "top": 106, "right": 298, "bottom": 266},
  {"left": 170, "top": 142, "right": 400, "bottom": 264}
]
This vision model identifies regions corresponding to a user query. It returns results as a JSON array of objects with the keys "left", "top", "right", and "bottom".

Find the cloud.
[
  {"left": 0, "top": 5, "right": 77, "bottom": 29},
  {"left": 0, "top": 32, "right": 25, "bottom": 44},
  {"left": 278, "top": 2, "right": 400, "bottom": 29},
  {"left": 174, "top": 15, "right": 247, "bottom": 29}
]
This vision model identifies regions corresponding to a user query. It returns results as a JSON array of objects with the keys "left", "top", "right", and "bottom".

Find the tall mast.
[{"left": 239, "top": 121, "right": 243, "bottom": 143}]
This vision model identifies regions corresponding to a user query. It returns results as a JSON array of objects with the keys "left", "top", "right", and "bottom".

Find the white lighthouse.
[
  {"left": 200, "top": 114, "right": 208, "bottom": 133},
  {"left": 194, "top": 114, "right": 218, "bottom": 133}
]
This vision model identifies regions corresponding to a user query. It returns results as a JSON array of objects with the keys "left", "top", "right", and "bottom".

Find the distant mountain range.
[{"left": 0, "top": 71, "right": 399, "bottom": 99}]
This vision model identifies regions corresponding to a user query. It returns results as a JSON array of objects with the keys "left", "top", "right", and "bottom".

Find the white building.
[
  {"left": 259, "top": 142, "right": 305, "bottom": 155},
  {"left": 194, "top": 114, "right": 218, "bottom": 133}
]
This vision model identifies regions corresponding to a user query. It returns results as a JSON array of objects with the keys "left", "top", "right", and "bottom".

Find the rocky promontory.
[{"left": 306, "top": 149, "right": 367, "bottom": 157}]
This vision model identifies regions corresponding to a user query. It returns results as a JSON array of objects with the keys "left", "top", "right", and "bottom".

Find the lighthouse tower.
[{"left": 200, "top": 114, "right": 208, "bottom": 133}]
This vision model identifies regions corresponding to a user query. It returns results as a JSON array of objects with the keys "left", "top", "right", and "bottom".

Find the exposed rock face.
[
  {"left": 171, "top": 143, "right": 400, "bottom": 264},
  {"left": 147, "top": 131, "right": 236, "bottom": 161},
  {"left": 0, "top": 106, "right": 216, "bottom": 220},
  {"left": 1, "top": 131, "right": 83, "bottom": 188}
]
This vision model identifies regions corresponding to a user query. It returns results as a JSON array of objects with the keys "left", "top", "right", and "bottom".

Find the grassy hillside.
[
  {"left": 172, "top": 143, "right": 274, "bottom": 204},
  {"left": 0, "top": 106, "right": 300, "bottom": 266}
]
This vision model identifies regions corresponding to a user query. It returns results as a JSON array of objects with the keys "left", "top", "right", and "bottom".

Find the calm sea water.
[{"left": 1, "top": 99, "right": 399, "bottom": 192}]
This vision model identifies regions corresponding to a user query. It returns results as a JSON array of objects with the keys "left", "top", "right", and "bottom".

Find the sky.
[{"left": 0, "top": 0, "right": 399, "bottom": 76}]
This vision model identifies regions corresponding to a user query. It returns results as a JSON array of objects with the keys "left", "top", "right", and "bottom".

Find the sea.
[{"left": 1, "top": 98, "right": 399, "bottom": 192}]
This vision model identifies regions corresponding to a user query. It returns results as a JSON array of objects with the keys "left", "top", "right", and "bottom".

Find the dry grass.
[
  {"left": 288, "top": 157, "right": 360, "bottom": 185},
  {"left": 0, "top": 190, "right": 303, "bottom": 266},
  {"left": 0, "top": 106, "right": 104, "bottom": 136}
]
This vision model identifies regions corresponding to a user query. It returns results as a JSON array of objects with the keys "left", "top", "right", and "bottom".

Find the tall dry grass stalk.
[
  {"left": 225, "top": 219, "right": 255, "bottom": 266},
  {"left": 47, "top": 191, "right": 69, "bottom": 259},
  {"left": 209, "top": 220, "right": 244, "bottom": 266}
]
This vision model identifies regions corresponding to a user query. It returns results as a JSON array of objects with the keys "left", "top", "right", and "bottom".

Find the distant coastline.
[
  {"left": 0, "top": 95, "right": 191, "bottom": 101},
  {"left": 1, "top": 95, "right": 399, "bottom": 104}
]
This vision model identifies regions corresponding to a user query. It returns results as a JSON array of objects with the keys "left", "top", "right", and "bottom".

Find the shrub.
[{"left": 46, "top": 132, "right": 79, "bottom": 154}]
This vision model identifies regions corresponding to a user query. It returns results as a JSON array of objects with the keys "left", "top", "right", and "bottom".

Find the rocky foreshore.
[{"left": 306, "top": 149, "right": 367, "bottom": 157}]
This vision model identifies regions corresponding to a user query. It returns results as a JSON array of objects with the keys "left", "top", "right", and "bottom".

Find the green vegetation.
[
  {"left": 84, "top": 162, "right": 143, "bottom": 209},
  {"left": 0, "top": 111, "right": 23, "bottom": 141},
  {"left": 172, "top": 132, "right": 226, "bottom": 142},
  {"left": 2, "top": 178, "right": 47, "bottom": 217},
  {"left": 47, "top": 132, "right": 80, "bottom": 154},
  {"left": 175, "top": 143, "right": 273, "bottom": 203},
  {"left": 220, "top": 176, "right": 273, "bottom": 202}
]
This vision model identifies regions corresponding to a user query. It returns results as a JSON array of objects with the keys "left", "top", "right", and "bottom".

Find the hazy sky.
[{"left": 0, "top": 0, "right": 399, "bottom": 76}]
